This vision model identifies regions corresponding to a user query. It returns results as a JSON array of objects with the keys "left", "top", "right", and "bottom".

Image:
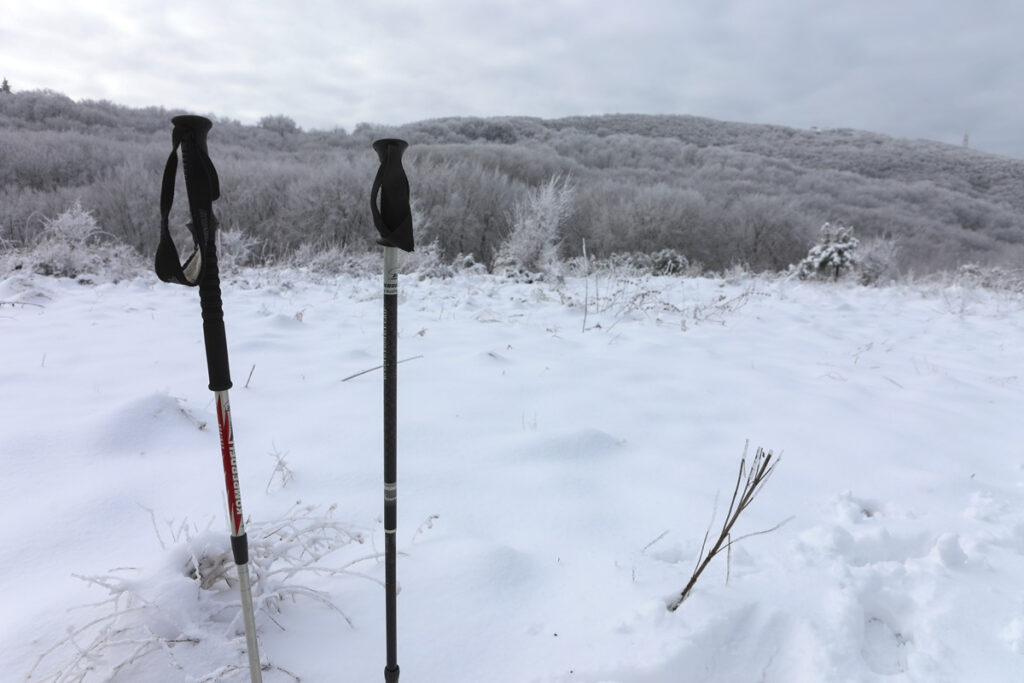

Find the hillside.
[{"left": 2, "top": 90, "right": 1023, "bottom": 273}]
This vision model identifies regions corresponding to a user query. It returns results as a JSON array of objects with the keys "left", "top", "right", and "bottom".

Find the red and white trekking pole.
[
  {"left": 155, "top": 115, "right": 263, "bottom": 683},
  {"left": 370, "top": 138, "right": 414, "bottom": 683}
]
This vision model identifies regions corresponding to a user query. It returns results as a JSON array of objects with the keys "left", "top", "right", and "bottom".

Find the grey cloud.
[{"left": 3, "top": 0, "right": 1024, "bottom": 156}]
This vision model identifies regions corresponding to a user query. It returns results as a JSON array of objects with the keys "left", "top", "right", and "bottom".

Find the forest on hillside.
[{"left": 2, "top": 88, "right": 1023, "bottom": 275}]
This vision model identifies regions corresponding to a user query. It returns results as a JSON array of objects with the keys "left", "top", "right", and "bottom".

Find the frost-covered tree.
[
  {"left": 413, "top": 158, "right": 522, "bottom": 266},
  {"left": 4, "top": 92, "right": 1024, "bottom": 274},
  {"left": 258, "top": 114, "right": 299, "bottom": 135},
  {"left": 494, "top": 174, "right": 574, "bottom": 276},
  {"left": 795, "top": 222, "right": 859, "bottom": 280},
  {"left": 1, "top": 77, "right": 11, "bottom": 94}
]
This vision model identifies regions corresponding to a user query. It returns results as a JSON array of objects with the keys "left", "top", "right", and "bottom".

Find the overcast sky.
[{"left": 3, "top": 0, "right": 1024, "bottom": 158}]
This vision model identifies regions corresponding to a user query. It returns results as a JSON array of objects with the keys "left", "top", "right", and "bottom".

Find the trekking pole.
[
  {"left": 155, "top": 115, "right": 263, "bottom": 683},
  {"left": 370, "top": 137, "right": 414, "bottom": 683}
]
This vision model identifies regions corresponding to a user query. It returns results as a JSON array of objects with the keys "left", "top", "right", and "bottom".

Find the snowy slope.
[{"left": 2, "top": 269, "right": 1023, "bottom": 682}]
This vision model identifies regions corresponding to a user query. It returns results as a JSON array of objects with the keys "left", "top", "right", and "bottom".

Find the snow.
[{"left": 2, "top": 268, "right": 1023, "bottom": 682}]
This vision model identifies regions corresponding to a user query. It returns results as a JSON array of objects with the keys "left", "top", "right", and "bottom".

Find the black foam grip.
[
  {"left": 198, "top": 231, "right": 232, "bottom": 391},
  {"left": 175, "top": 117, "right": 232, "bottom": 391}
]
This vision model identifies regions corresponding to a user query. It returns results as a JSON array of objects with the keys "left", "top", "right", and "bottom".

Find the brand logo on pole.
[{"left": 216, "top": 394, "right": 244, "bottom": 534}]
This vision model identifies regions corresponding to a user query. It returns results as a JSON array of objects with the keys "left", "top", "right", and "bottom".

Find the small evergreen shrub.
[
  {"left": 648, "top": 248, "right": 689, "bottom": 275},
  {"left": 795, "top": 223, "right": 859, "bottom": 281}
]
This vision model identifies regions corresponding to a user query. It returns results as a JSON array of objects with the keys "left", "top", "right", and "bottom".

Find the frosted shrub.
[
  {"left": 494, "top": 175, "right": 573, "bottom": 278},
  {"left": 399, "top": 240, "right": 452, "bottom": 279},
  {"left": 30, "top": 200, "right": 102, "bottom": 277},
  {"left": 644, "top": 248, "right": 690, "bottom": 275},
  {"left": 596, "top": 252, "right": 645, "bottom": 277},
  {"left": 953, "top": 263, "right": 1024, "bottom": 293},
  {"left": 27, "top": 503, "right": 371, "bottom": 682},
  {"left": 857, "top": 236, "right": 900, "bottom": 285},
  {"left": 284, "top": 242, "right": 377, "bottom": 277},
  {"left": 795, "top": 222, "right": 859, "bottom": 281},
  {"left": 217, "top": 226, "right": 260, "bottom": 273},
  {"left": 13, "top": 200, "right": 139, "bottom": 280},
  {"left": 651, "top": 249, "right": 686, "bottom": 275},
  {"left": 584, "top": 249, "right": 691, "bottom": 277}
]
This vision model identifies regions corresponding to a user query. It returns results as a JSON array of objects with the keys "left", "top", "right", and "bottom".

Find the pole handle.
[
  {"left": 155, "top": 116, "right": 219, "bottom": 286},
  {"left": 156, "top": 115, "right": 231, "bottom": 390},
  {"left": 371, "top": 138, "right": 414, "bottom": 252}
]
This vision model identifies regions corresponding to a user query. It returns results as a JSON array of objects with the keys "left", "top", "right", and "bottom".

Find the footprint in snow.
[
  {"left": 862, "top": 615, "right": 911, "bottom": 675},
  {"left": 90, "top": 392, "right": 208, "bottom": 456},
  {"left": 516, "top": 428, "right": 625, "bottom": 461}
]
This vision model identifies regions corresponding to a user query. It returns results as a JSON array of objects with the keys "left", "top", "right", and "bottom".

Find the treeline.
[{"left": 2, "top": 89, "right": 1023, "bottom": 273}]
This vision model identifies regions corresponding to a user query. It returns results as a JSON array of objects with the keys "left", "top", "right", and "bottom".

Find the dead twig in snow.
[
  {"left": 340, "top": 355, "right": 424, "bottom": 382},
  {"left": 668, "top": 443, "right": 787, "bottom": 611}
]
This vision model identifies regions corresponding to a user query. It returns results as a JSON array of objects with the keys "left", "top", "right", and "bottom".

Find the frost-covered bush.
[
  {"left": 258, "top": 114, "right": 300, "bottom": 136},
  {"left": 217, "top": 226, "right": 261, "bottom": 273},
  {"left": 281, "top": 242, "right": 377, "bottom": 277},
  {"left": 394, "top": 242, "right": 484, "bottom": 279},
  {"left": 795, "top": 222, "right": 859, "bottom": 281},
  {"left": 4, "top": 200, "right": 140, "bottom": 280},
  {"left": 646, "top": 248, "right": 690, "bottom": 275},
  {"left": 27, "top": 503, "right": 369, "bottom": 682},
  {"left": 595, "top": 249, "right": 690, "bottom": 276},
  {"left": 399, "top": 240, "right": 451, "bottom": 278},
  {"left": 856, "top": 236, "right": 900, "bottom": 285},
  {"left": 566, "top": 248, "right": 696, "bottom": 279},
  {"left": 952, "top": 263, "right": 1024, "bottom": 293},
  {"left": 494, "top": 175, "right": 573, "bottom": 278},
  {"left": 595, "top": 252, "right": 646, "bottom": 276}
]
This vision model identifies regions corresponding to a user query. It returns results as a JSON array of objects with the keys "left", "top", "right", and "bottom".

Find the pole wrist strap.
[{"left": 155, "top": 125, "right": 221, "bottom": 286}]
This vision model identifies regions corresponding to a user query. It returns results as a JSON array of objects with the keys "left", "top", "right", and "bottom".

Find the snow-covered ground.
[{"left": 2, "top": 268, "right": 1023, "bottom": 682}]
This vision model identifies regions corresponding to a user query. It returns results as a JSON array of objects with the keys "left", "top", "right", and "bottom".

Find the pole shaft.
[
  {"left": 237, "top": 562, "right": 262, "bottom": 680},
  {"left": 383, "top": 247, "right": 400, "bottom": 682},
  {"left": 215, "top": 390, "right": 263, "bottom": 683},
  {"left": 167, "top": 117, "right": 260, "bottom": 683}
]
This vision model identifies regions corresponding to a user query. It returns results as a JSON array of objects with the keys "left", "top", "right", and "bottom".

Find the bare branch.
[
  {"left": 641, "top": 529, "right": 670, "bottom": 554},
  {"left": 668, "top": 446, "right": 784, "bottom": 612},
  {"left": 341, "top": 354, "right": 424, "bottom": 382}
]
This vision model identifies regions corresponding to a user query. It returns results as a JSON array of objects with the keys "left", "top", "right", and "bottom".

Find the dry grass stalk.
[{"left": 668, "top": 444, "right": 785, "bottom": 612}]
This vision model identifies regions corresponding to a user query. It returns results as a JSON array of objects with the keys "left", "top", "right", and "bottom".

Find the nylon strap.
[{"left": 155, "top": 124, "right": 221, "bottom": 286}]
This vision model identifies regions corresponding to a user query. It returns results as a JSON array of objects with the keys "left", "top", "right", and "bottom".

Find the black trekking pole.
[
  {"left": 370, "top": 138, "right": 414, "bottom": 683},
  {"left": 155, "top": 115, "right": 263, "bottom": 683}
]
